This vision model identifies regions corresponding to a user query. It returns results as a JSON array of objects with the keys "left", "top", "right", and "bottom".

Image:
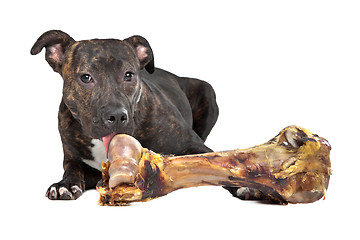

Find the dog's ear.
[
  {"left": 124, "top": 36, "right": 155, "bottom": 74},
  {"left": 31, "top": 30, "right": 75, "bottom": 73}
]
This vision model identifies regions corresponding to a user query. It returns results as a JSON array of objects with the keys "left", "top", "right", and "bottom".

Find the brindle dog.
[{"left": 31, "top": 30, "right": 219, "bottom": 200}]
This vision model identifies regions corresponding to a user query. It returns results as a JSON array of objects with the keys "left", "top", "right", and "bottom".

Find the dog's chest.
[{"left": 82, "top": 139, "right": 106, "bottom": 171}]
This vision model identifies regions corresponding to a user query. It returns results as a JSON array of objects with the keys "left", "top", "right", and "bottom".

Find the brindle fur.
[{"left": 31, "top": 30, "right": 219, "bottom": 200}]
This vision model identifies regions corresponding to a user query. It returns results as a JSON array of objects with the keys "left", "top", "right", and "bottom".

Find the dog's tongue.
[{"left": 102, "top": 133, "right": 118, "bottom": 158}]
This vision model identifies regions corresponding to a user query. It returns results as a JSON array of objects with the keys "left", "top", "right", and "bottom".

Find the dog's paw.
[
  {"left": 46, "top": 181, "right": 84, "bottom": 200},
  {"left": 223, "top": 186, "right": 263, "bottom": 201}
]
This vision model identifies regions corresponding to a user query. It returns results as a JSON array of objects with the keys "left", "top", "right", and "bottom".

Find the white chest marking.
[{"left": 82, "top": 139, "right": 107, "bottom": 171}]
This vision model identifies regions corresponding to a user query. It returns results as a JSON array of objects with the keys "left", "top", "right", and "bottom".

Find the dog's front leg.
[
  {"left": 46, "top": 160, "right": 85, "bottom": 200},
  {"left": 46, "top": 101, "right": 101, "bottom": 200}
]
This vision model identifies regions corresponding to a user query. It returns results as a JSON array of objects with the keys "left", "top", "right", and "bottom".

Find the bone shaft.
[
  {"left": 163, "top": 151, "right": 248, "bottom": 188},
  {"left": 157, "top": 148, "right": 284, "bottom": 201}
]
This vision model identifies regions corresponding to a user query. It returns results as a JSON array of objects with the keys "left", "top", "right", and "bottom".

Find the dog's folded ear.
[
  {"left": 31, "top": 30, "right": 75, "bottom": 73},
  {"left": 124, "top": 36, "right": 155, "bottom": 74}
]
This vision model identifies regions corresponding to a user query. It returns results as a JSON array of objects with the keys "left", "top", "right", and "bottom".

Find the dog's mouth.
[{"left": 101, "top": 133, "right": 118, "bottom": 158}]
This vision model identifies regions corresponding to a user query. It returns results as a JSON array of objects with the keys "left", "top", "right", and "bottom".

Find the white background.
[{"left": 1, "top": 0, "right": 359, "bottom": 239}]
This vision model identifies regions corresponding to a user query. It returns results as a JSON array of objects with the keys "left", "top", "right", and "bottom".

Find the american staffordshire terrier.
[{"left": 31, "top": 30, "right": 219, "bottom": 200}]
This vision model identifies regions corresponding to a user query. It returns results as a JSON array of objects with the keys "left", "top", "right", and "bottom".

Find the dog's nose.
[{"left": 103, "top": 107, "right": 128, "bottom": 127}]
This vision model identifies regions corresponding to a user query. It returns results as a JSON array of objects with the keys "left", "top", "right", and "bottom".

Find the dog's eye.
[
  {"left": 124, "top": 72, "right": 134, "bottom": 82},
  {"left": 80, "top": 74, "right": 92, "bottom": 84}
]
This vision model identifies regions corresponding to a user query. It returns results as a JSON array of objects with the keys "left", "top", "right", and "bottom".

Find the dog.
[{"left": 31, "top": 30, "right": 219, "bottom": 200}]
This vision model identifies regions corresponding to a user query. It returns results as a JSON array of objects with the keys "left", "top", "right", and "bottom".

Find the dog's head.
[{"left": 31, "top": 30, "right": 154, "bottom": 141}]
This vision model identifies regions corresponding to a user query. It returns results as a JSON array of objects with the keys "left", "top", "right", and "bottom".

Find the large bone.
[{"left": 96, "top": 126, "right": 331, "bottom": 206}]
